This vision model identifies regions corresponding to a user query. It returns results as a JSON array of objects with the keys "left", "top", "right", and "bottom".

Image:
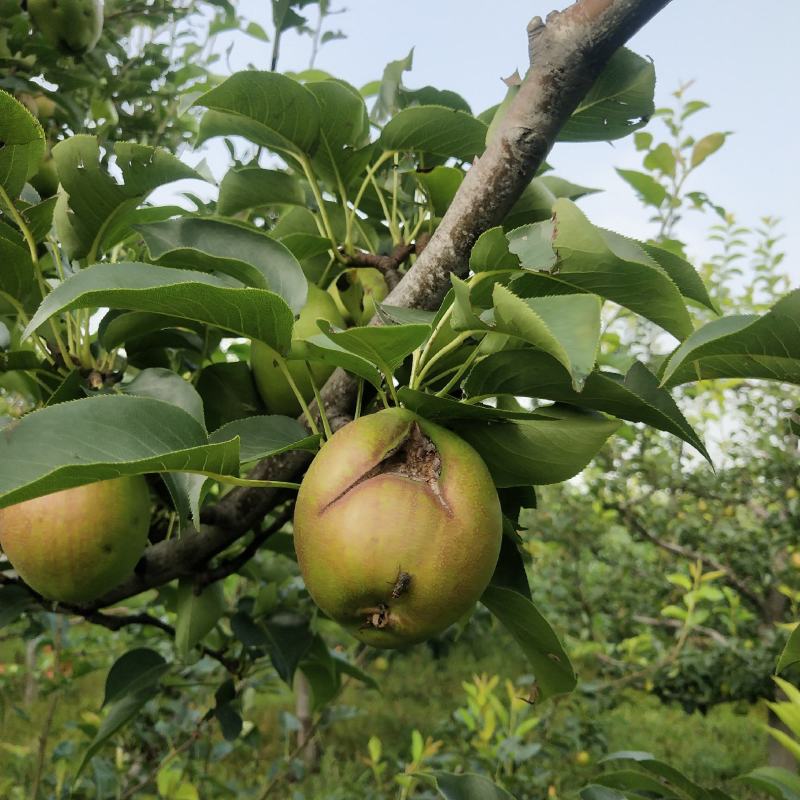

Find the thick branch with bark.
[{"left": 66, "top": 0, "right": 673, "bottom": 613}]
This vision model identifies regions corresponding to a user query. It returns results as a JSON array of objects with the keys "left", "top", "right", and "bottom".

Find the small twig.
[
  {"left": 414, "top": 232, "right": 431, "bottom": 255},
  {"left": 6, "top": 578, "right": 239, "bottom": 673},
  {"left": 72, "top": 609, "right": 237, "bottom": 673},
  {"left": 344, "top": 242, "right": 416, "bottom": 289}
]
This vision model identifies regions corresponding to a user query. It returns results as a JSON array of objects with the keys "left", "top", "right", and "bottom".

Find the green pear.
[
  {"left": 328, "top": 268, "right": 389, "bottom": 326},
  {"left": 0, "top": 476, "right": 151, "bottom": 604},
  {"left": 28, "top": 0, "right": 104, "bottom": 54},
  {"left": 251, "top": 284, "right": 346, "bottom": 416},
  {"left": 30, "top": 156, "right": 59, "bottom": 198},
  {"left": 293, "top": 408, "right": 502, "bottom": 648}
]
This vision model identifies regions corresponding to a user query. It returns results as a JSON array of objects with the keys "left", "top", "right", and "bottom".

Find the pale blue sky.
[{"left": 203, "top": 0, "right": 799, "bottom": 284}]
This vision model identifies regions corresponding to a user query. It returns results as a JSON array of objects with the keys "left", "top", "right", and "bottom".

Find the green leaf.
[
  {"left": 580, "top": 786, "right": 628, "bottom": 800},
  {"left": 0, "top": 90, "right": 45, "bottom": 199},
  {"left": 217, "top": 166, "right": 306, "bottom": 216},
  {"left": 318, "top": 321, "right": 430, "bottom": 378},
  {"left": 121, "top": 368, "right": 205, "bottom": 426},
  {"left": 119, "top": 368, "right": 209, "bottom": 526},
  {"left": 452, "top": 409, "right": 620, "bottom": 486},
  {"left": 175, "top": 580, "right": 226, "bottom": 658},
  {"left": 481, "top": 585, "right": 576, "bottom": 701},
  {"left": 539, "top": 175, "right": 599, "bottom": 201},
  {"left": 52, "top": 136, "right": 203, "bottom": 259},
  {"left": 0, "top": 395, "right": 244, "bottom": 509},
  {"left": 102, "top": 648, "right": 170, "bottom": 708},
  {"left": 643, "top": 142, "right": 677, "bottom": 176},
  {"left": 691, "top": 133, "right": 727, "bottom": 168},
  {"left": 506, "top": 222, "right": 557, "bottom": 270},
  {"left": 76, "top": 688, "right": 158, "bottom": 780},
  {"left": 332, "top": 653, "right": 379, "bottom": 691},
  {"left": 450, "top": 274, "right": 489, "bottom": 332},
  {"left": 0, "top": 351, "right": 41, "bottom": 373},
  {"left": 470, "top": 226, "right": 520, "bottom": 273},
  {"left": 660, "top": 291, "right": 800, "bottom": 387},
  {"left": 485, "top": 81, "right": 519, "bottom": 149},
  {"left": 300, "top": 637, "right": 342, "bottom": 711},
  {"left": 370, "top": 49, "right": 414, "bottom": 122},
  {"left": 739, "top": 767, "right": 800, "bottom": 800},
  {"left": 503, "top": 180, "right": 557, "bottom": 229},
  {"left": 137, "top": 217, "right": 308, "bottom": 314},
  {"left": 272, "top": 0, "right": 307, "bottom": 33},
  {"left": 465, "top": 353, "right": 710, "bottom": 461},
  {"left": 196, "top": 362, "right": 265, "bottom": 430},
  {"left": 214, "top": 703, "right": 243, "bottom": 741},
  {"left": 425, "top": 771, "right": 518, "bottom": 800},
  {"left": 615, "top": 169, "right": 667, "bottom": 208},
  {"left": 307, "top": 79, "right": 372, "bottom": 188},
  {"left": 21, "top": 195, "right": 58, "bottom": 243},
  {"left": 374, "top": 304, "right": 437, "bottom": 326},
  {"left": 602, "top": 752, "right": 709, "bottom": 799},
  {"left": 492, "top": 285, "right": 601, "bottom": 390},
  {"left": 491, "top": 529, "right": 532, "bottom": 600},
  {"left": 209, "top": 415, "right": 320, "bottom": 464},
  {"left": 511, "top": 200, "right": 693, "bottom": 340},
  {"left": 401, "top": 86, "right": 471, "bottom": 114},
  {"left": 559, "top": 48, "right": 655, "bottom": 142},
  {"left": 265, "top": 615, "right": 315, "bottom": 685},
  {"left": 380, "top": 106, "right": 487, "bottom": 161},
  {"left": 289, "top": 335, "right": 383, "bottom": 388},
  {"left": 24, "top": 262, "right": 295, "bottom": 353},
  {"left": 777, "top": 625, "right": 800, "bottom": 674},
  {"left": 595, "top": 769, "right": 681, "bottom": 797},
  {"left": 641, "top": 243, "right": 716, "bottom": 312},
  {"left": 0, "top": 233, "right": 36, "bottom": 309},
  {"left": 195, "top": 71, "right": 321, "bottom": 158},
  {"left": 398, "top": 388, "right": 554, "bottom": 423}
]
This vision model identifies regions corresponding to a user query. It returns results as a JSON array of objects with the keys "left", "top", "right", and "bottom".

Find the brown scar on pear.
[
  {"left": 359, "top": 602, "right": 391, "bottom": 631},
  {"left": 321, "top": 422, "right": 452, "bottom": 515}
]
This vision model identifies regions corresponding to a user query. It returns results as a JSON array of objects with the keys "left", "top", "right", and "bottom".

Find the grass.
[{"left": 0, "top": 625, "right": 773, "bottom": 799}]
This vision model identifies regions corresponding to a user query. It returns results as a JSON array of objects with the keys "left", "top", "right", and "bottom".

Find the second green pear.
[{"left": 251, "top": 285, "right": 346, "bottom": 416}]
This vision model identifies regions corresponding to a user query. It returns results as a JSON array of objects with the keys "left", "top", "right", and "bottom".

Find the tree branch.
[
  {"left": 0, "top": 574, "right": 238, "bottom": 671},
  {"left": 195, "top": 501, "right": 295, "bottom": 592},
  {"left": 67, "top": 0, "right": 674, "bottom": 614},
  {"left": 607, "top": 503, "right": 766, "bottom": 613},
  {"left": 344, "top": 242, "right": 416, "bottom": 289}
]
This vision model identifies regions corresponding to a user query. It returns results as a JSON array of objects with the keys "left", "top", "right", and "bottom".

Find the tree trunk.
[
  {"left": 294, "top": 670, "right": 319, "bottom": 770},
  {"left": 23, "top": 637, "right": 38, "bottom": 706}
]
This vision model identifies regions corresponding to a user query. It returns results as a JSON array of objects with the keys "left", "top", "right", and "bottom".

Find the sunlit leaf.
[{"left": 24, "top": 262, "right": 295, "bottom": 353}]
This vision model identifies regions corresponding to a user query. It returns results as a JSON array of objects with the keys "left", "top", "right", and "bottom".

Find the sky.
[{"left": 204, "top": 0, "right": 799, "bottom": 286}]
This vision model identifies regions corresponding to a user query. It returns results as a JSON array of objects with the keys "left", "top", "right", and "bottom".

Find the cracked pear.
[{"left": 293, "top": 408, "right": 502, "bottom": 648}]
